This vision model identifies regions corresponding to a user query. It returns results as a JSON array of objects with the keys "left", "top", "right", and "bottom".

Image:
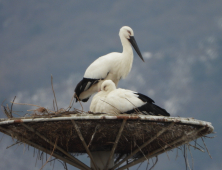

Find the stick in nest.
[
  {"left": 188, "top": 144, "right": 194, "bottom": 170},
  {"left": 51, "top": 75, "right": 58, "bottom": 112},
  {"left": 136, "top": 143, "right": 149, "bottom": 164},
  {"left": 99, "top": 99, "right": 122, "bottom": 115},
  {"left": 149, "top": 156, "right": 158, "bottom": 170},
  {"left": 6, "top": 141, "right": 22, "bottom": 149},
  {"left": 188, "top": 143, "right": 204, "bottom": 153},
  {"left": 1, "top": 99, "right": 13, "bottom": 118},
  {"left": 201, "top": 137, "right": 212, "bottom": 159},
  {"left": 39, "top": 137, "right": 58, "bottom": 170},
  {"left": 75, "top": 93, "right": 84, "bottom": 111},
  {"left": 88, "top": 124, "right": 100, "bottom": 147},
  {"left": 11, "top": 102, "right": 55, "bottom": 115},
  {"left": 10, "top": 96, "right": 16, "bottom": 117},
  {"left": 66, "top": 93, "right": 75, "bottom": 111},
  {"left": 124, "top": 97, "right": 141, "bottom": 114}
]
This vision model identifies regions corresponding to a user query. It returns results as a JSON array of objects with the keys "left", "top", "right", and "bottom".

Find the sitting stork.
[
  {"left": 90, "top": 80, "right": 170, "bottom": 116},
  {"left": 74, "top": 26, "right": 144, "bottom": 102}
]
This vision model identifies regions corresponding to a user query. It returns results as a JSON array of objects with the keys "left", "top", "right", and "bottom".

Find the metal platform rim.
[{"left": 0, "top": 114, "right": 214, "bottom": 131}]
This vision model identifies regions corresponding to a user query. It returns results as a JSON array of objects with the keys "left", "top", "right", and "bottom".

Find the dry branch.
[
  {"left": 74, "top": 94, "right": 84, "bottom": 111},
  {"left": 201, "top": 137, "right": 212, "bottom": 159},
  {"left": 51, "top": 75, "right": 58, "bottom": 112},
  {"left": 40, "top": 137, "right": 58, "bottom": 170}
]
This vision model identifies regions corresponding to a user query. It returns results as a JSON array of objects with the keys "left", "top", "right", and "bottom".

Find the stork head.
[
  {"left": 119, "top": 26, "right": 145, "bottom": 62},
  {"left": 119, "top": 26, "right": 134, "bottom": 39},
  {"left": 101, "top": 80, "right": 116, "bottom": 92}
]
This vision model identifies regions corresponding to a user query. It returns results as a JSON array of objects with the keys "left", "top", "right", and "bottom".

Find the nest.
[
  {"left": 0, "top": 115, "right": 212, "bottom": 155},
  {"left": 0, "top": 109, "right": 214, "bottom": 170},
  {"left": 0, "top": 78, "right": 215, "bottom": 170}
]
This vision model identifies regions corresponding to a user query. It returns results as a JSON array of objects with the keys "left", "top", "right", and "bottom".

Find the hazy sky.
[{"left": 0, "top": 1, "right": 221, "bottom": 169}]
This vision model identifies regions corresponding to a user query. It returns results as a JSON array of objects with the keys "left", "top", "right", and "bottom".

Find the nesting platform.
[{"left": 0, "top": 113, "right": 214, "bottom": 170}]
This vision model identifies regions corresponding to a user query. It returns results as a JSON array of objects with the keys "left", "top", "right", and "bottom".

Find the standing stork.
[
  {"left": 74, "top": 26, "right": 144, "bottom": 102},
  {"left": 90, "top": 80, "right": 170, "bottom": 116}
]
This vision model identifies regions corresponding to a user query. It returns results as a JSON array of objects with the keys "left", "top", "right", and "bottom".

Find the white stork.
[
  {"left": 74, "top": 26, "right": 144, "bottom": 102},
  {"left": 90, "top": 80, "right": 170, "bottom": 116}
]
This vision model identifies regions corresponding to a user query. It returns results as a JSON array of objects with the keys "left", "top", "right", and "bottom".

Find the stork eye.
[{"left": 127, "top": 30, "right": 131, "bottom": 35}]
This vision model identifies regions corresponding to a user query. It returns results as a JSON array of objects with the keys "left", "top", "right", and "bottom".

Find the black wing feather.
[
  {"left": 74, "top": 78, "right": 99, "bottom": 102},
  {"left": 125, "top": 93, "right": 170, "bottom": 116}
]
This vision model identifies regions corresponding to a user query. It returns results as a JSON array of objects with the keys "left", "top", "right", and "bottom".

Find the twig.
[
  {"left": 195, "top": 141, "right": 205, "bottom": 150},
  {"left": 149, "top": 156, "right": 158, "bottom": 170},
  {"left": 39, "top": 137, "right": 58, "bottom": 170},
  {"left": 136, "top": 143, "right": 149, "bottom": 164},
  {"left": 124, "top": 98, "right": 141, "bottom": 114},
  {"left": 201, "top": 137, "right": 212, "bottom": 159},
  {"left": 10, "top": 96, "right": 16, "bottom": 117},
  {"left": 188, "top": 143, "right": 204, "bottom": 152},
  {"left": 183, "top": 145, "right": 187, "bottom": 170},
  {"left": 74, "top": 108, "right": 88, "bottom": 114},
  {"left": 158, "top": 138, "right": 170, "bottom": 160},
  {"left": 64, "top": 162, "right": 68, "bottom": 170},
  {"left": 51, "top": 75, "right": 58, "bottom": 112},
  {"left": 11, "top": 111, "right": 23, "bottom": 117},
  {"left": 57, "top": 160, "right": 68, "bottom": 170},
  {"left": 53, "top": 100, "right": 56, "bottom": 112},
  {"left": 88, "top": 124, "right": 100, "bottom": 147},
  {"left": 52, "top": 159, "right": 55, "bottom": 170},
  {"left": 183, "top": 144, "right": 192, "bottom": 170},
  {"left": 10, "top": 102, "right": 42, "bottom": 108},
  {"left": 203, "top": 135, "right": 216, "bottom": 139},
  {"left": 1, "top": 99, "right": 11, "bottom": 118},
  {"left": 100, "top": 99, "right": 123, "bottom": 114},
  {"left": 0, "top": 133, "right": 5, "bottom": 143},
  {"left": 6, "top": 141, "right": 22, "bottom": 149},
  {"left": 75, "top": 94, "right": 84, "bottom": 112},
  {"left": 188, "top": 144, "right": 194, "bottom": 170},
  {"left": 2, "top": 106, "right": 11, "bottom": 118},
  {"left": 175, "top": 147, "right": 179, "bottom": 160},
  {"left": 66, "top": 93, "right": 75, "bottom": 111}
]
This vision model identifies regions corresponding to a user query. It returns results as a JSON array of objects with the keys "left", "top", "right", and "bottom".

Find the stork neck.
[
  {"left": 117, "top": 36, "right": 134, "bottom": 79},
  {"left": 120, "top": 36, "right": 133, "bottom": 56}
]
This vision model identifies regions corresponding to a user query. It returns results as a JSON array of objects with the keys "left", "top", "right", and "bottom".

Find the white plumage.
[
  {"left": 75, "top": 26, "right": 144, "bottom": 102},
  {"left": 90, "top": 80, "right": 170, "bottom": 116}
]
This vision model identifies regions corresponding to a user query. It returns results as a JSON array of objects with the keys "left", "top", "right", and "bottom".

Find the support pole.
[
  {"left": 91, "top": 151, "right": 114, "bottom": 170},
  {"left": 104, "top": 119, "right": 127, "bottom": 170}
]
